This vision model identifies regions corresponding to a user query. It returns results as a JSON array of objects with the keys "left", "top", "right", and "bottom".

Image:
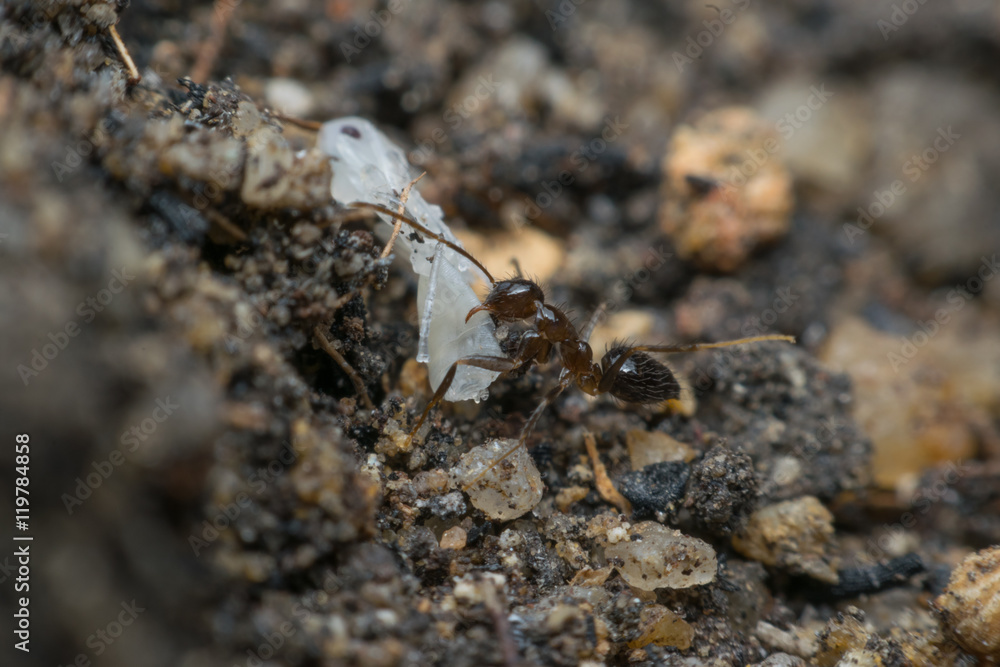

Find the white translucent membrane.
[{"left": 317, "top": 117, "right": 502, "bottom": 401}]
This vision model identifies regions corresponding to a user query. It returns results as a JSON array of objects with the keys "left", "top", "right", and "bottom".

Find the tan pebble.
[
  {"left": 754, "top": 620, "right": 818, "bottom": 658},
  {"left": 934, "top": 545, "right": 1000, "bottom": 660},
  {"left": 265, "top": 78, "right": 315, "bottom": 118},
  {"left": 223, "top": 401, "right": 271, "bottom": 431},
  {"left": 607, "top": 525, "right": 628, "bottom": 544},
  {"left": 241, "top": 128, "right": 293, "bottom": 207},
  {"left": 555, "top": 540, "right": 589, "bottom": 570},
  {"left": 439, "top": 526, "right": 467, "bottom": 550},
  {"left": 555, "top": 485, "right": 590, "bottom": 512},
  {"left": 456, "top": 226, "right": 565, "bottom": 286},
  {"left": 834, "top": 649, "right": 882, "bottom": 667},
  {"left": 585, "top": 512, "right": 631, "bottom": 541},
  {"left": 413, "top": 469, "right": 450, "bottom": 495},
  {"left": 820, "top": 317, "right": 983, "bottom": 491},
  {"left": 659, "top": 106, "right": 793, "bottom": 272},
  {"left": 627, "top": 604, "right": 694, "bottom": 650},
  {"left": 398, "top": 358, "right": 429, "bottom": 398},
  {"left": 813, "top": 606, "right": 870, "bottom": 666},
  {"left": 375, "top": 419, "right": 412, "bottom": 457},
  {"left": 733, "top": 496, "right": 840, "bottom": 584},
  {"left": 546, "top": 604, "right": 584, "bottom": 632},
  {"left": 606, "top": 521, "right": 717, "bottom": 591},
  {"left": 453, "top": 573, "right": 506, "bottom": 606},
  {"left": 570, "top": 566, "right": 614, "bottom": 587},
  {"left": 626, "top": 430, "right": 696, "bottom": 469}
]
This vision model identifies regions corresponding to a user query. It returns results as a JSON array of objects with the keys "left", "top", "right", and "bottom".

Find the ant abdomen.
[{"left": 600, "top": 347, "right": 681, "bottom": 404}]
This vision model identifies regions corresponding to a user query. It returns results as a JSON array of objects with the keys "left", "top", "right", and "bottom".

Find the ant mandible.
[{"left": 353, "top": 202, "right": 794, "bottom": 478}]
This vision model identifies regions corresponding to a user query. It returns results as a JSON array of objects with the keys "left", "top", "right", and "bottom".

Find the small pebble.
[
  {"left": 934, "top": 546, "right": 1000, "bottom": 660},
  {"left": 626, "top": 429, "right": 696, "bottom": 469},
  {"left": 732, "top": 496, "right": 840, "bottom": 584},
  {"left": 606, "top": 521, "right": 717, "bottom": 591},
  {"left": 265, "top": 77, "right": 316, "bottom": 118},
  {"left": 439, "top": 526, "right": 467, "bottom": 550},
  {"left": 627, "top": 604, "right": 694, "bottom": 650},
  {"left": 451, "top": 439, "right": 543, "bottom": 521},
  {"left": 659, "top": 107, "right": 794, "bottom": 272}
]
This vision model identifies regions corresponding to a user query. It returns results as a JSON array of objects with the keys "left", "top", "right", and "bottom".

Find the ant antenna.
[
  {"left": 597, "top": 334, "right": 795, "bottom": 392},
  {"left": 349, "top": 202, "right": 496, "bottom": 284}
]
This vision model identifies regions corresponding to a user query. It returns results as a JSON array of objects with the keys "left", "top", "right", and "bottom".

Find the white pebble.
[
  {"left": 451, "top": 439, "right": 543, "bottom": 520},
  {"left": 606, "top": 522, "right": 717, "bottom": 591}
]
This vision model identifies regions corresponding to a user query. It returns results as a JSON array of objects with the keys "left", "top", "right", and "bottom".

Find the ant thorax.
[{"left": 318, "top": 117, "right": 502, "bottom": 402}]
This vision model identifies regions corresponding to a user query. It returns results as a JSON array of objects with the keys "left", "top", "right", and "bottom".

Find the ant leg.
[
  {"left": 520, "top": 370, "right": 575, "bottom": 446},
  {"left": 349, "top": 202, "right": 496, "bottom": 283},
  {"left": 407, "top": 355, "right": 517, "bottom": 447},
  {"left": 461, "top": 370, "right": 575, "bottom": 491},
  {"left": 580, "top": 302, "right": 607, "bottom": 343},
  {"left": 313, "top": 325, "right": 375, "bottom": 410},
  {"left": 510, "top": 257, "right": 524, "bottom": 279}
]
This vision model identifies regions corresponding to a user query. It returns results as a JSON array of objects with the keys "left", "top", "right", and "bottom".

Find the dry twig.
[
  {"left": 380, "top": 172, "right": 426, "bottom": 259},
  {"left": 108, "top": 24, "right": 141, "bottom": 85},
  {"left": 191, "top": 0, "right": 238, "bottom": 84},
  {"left": 313, "top": 325, "right": 375, "bottom": 410},
  {"left": 584, "top": 431, "right": 632, "bottom": 514}
]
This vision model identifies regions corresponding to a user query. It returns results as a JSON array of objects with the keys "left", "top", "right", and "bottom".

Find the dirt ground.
[{"left": 2, "top": 1, "right": 999, "bottom": 666}]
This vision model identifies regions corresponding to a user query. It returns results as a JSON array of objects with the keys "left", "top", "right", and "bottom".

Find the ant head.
[
  {"left": 600, "top": 346, "right": 680, "bottom": 404},
  {"left": 467, "top": 278, "right": 545, "bottom": 322}
]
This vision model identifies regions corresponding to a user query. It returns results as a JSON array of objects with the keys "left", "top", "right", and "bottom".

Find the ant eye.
[{"left": 602, "top": 348, "right": 680, "bottom": 404}]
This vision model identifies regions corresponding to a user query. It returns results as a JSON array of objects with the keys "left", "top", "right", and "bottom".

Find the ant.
[{"left": 352, "top": 202, "right": 795, "bottom": 481}]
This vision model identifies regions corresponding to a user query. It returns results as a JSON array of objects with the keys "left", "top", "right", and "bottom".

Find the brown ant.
[{"left": 352, "top": 202, "right": 794, "bottom": 481}]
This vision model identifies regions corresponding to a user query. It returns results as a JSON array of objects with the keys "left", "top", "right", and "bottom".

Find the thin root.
[
  {"left": 191, "top": 0, "right": 238, "bottom": 84},
  {"left": 380, "top": 172, "right": 426, "bottom": 259},
  {"left": 205, "top": 209, "right": 247, "bottom": 242},
  {"left": 108, "top": 24, "right": 140, "bottom": 86},
  {"left": 482, "top": 582, "right": 519, "bottom": 667},
  {"left": 271, "top": 112, "right": 323, "bottom": 132},
  {"left": 313, "top": 325, "right": 374, "bottom": 410}
]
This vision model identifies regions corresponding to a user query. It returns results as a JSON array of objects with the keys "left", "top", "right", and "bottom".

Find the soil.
[{"left": 2, "top": 1, "right": 999, "bottom": 666}]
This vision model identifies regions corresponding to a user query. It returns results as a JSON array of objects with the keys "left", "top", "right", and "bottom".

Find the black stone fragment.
[
  {"left": 801, "top": 553, "right": 926, "bottom": 601},
  {"left": 619, "top": 461, "right": 690, "bottom": 520},
  {"left": 828, "top": 553, "right": 926, "bottom": 598}
]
